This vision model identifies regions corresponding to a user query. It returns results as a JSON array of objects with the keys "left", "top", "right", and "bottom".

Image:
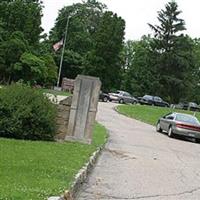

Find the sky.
[{"left": 41, "top": 0, "right": 200, "bottom": 40}]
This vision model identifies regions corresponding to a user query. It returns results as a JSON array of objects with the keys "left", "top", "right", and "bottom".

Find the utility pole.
[{"left": 56, "top": 15, "right": 71, "bottom": 88}]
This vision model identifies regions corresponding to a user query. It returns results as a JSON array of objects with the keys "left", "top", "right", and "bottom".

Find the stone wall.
[{"left": 55, "top": 96, "right": 72, "bottom": 140}]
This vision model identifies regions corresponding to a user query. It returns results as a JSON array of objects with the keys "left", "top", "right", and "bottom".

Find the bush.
[{"left": 0, "top": 84, "right": 57, "bottom": 141}]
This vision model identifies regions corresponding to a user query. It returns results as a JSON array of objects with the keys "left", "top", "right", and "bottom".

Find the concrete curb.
[{"left": 48, "top": 137, "right": 108, "bottom": 200}]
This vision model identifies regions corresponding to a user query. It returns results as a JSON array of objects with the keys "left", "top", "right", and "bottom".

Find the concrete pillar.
[{"left": 65, "top": 75, "right": 101, "bottom": 144}]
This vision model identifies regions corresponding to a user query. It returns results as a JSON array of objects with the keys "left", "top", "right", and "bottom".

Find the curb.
[{"left": 48, "top": 137, "right": 108, "bottom": 200}]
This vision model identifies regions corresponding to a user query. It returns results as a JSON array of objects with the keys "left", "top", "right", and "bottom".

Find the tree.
[
  {"left": 121, "top": 36, "right": 159, "bottom": 96},
  {"left": 187, "top": 38, "right": 200, "bottom": 103},
  {"left": 149, "top": 1, "right": 194, "bottom": 103},
  {"left": 0, "top": 31, "right": 28, "bottom": 83},
  {"left": 14, "top": 53, "right": 57, "bottom": 86},
  {"left": 0, "top": 0, "right": 43, "bottom": 45},
  {"left": 14, "top": 52, "right": 46, "bottom": 84},
  {"left": 0, "top": 0, "right": 58, "bottom": 86},
  {"left": 49, "top": 0, "right": 106, "bottom": 83},
  {"left": 85, "top": 11, "right": 125, "bottom": 90}
]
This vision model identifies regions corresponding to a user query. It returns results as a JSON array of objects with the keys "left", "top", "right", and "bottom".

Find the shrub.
[{"left": 0, "top": 84, "right": 57, "bottom": 141}]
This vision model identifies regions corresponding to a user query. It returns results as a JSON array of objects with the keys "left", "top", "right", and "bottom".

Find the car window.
[
  {"left": 123, "top": 92, "right": 131, "bottom": 97},
  {"left": 143, "top": 95, "right": 153, "bottom": 100},
  {"left": 189, "top": 102, "right": 197, "bottom": 107},
  {"left": 154, "top": 96, "right": 162, "bottom": 102},
  {"left": 166, "top": 114, "right": 175, "bottom": 120},
  {"left": 175, "top": 114, "right": 199, "bottom": 125},
  {"left": 163, "top": 113, "right": 172, "bottom": 118}
]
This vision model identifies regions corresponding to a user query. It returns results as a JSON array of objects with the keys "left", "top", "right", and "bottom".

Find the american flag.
[{"left": 53, "top": 39, "right": 64, "bottom": 52}]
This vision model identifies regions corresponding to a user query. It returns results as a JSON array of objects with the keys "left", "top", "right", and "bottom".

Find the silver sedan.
[{"left": 156, "top": 112, "right": 200, "bottom": 142}]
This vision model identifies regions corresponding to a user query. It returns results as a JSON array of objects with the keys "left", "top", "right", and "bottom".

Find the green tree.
[
  {"left": 14, "top": 52, "right": 46, "bottom": 84},
  {"left": 188, "top": 38, "right": 200, "bottom": 103},
  {"left": 0, "top": 0, "right": 43, "bottom": 45},
  {"left": 85, "top": 11, "right": 125, "bottom": 90},
  {"left": 0, "top": 31, "right": 28, "bottom": 83},
  {"left": 122, "top": 36, "right": 159, "bottom": 96},
  {"left": 149, "top": 1, "right": 194, "bottom": 103},
  {"left": 41, "top": 54, "right": 58, "bottom": 87},
  {"left": 50, "top": 0, "right": 124, "bottom": 85},
  {"left": 14, "top": 53, "right": 57, "bottom": 86}
]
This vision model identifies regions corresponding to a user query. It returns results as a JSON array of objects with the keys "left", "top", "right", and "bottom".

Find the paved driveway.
[{"left": 76, "top": 102, "right": 200, "bottom": 200}]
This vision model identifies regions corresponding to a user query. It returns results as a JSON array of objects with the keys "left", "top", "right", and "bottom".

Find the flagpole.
[{"left": 56, "top": 15, "right": 71, "bottom": 88}]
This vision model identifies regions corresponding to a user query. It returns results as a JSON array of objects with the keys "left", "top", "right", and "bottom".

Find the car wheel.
[
  {"left": 103, "top": 96, "right": 108, "bottom": 102},
  {"left": 168, "top": 126, "right": 174, "bottom": 138},
  {"left": 156, "top": 122, "right": 162, "bottom": 133},
  {"left": 119, "top": 99, "right": 124, "bottom": 104}
]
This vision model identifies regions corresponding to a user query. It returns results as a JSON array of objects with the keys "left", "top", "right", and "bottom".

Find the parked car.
[
  {"left": 172, "top": 102, "right": 200, "bottom": 112},
  {"left": 139, "top": 95, "right": 169, "bottom": 107},
  {"left": 108, "top": 90, "right": 138, "bottom": 104},
  {"left": 187, "top": 102, "right": 200, "bottom": 112},
  {"left": 156, "top": 112, "right": 200, "bottom": 142},
  {"left": 171, "top": 102, "right": 187, "bottom": 110},
  {"left": 99, "top": 91, "right": 110, "bottom": 102}
]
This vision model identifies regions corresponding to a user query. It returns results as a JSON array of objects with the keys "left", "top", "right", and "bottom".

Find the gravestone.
[
  {"left": 61, "top": 78, "right": 75, "bottom": 92},
  {"left": 65, "top": 75, "right": 101, "bottom": 144}
]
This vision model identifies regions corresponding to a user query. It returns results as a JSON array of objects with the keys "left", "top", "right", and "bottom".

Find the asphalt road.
[{"left": 76, "top": 102, "right": 200, "bottom": 200}]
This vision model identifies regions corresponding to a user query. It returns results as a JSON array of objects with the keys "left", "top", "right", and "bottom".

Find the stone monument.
[{"left": 65, "top": 75, "right": 101, "bottom": 144}]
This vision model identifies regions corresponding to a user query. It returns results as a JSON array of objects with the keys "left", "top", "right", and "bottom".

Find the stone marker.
[{"left": 65, "top": 75, "right": 101, "bottom": 144}]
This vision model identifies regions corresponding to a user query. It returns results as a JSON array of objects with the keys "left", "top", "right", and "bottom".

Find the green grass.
[
  {"left": 39, "top": 88, "right": 71, "bottom": 96},
  {"left": 117, "top": 104, "right": 200, "bottom": 126},
  {"left": 0, "top": 123, "right": 107, "bottom": 200}
]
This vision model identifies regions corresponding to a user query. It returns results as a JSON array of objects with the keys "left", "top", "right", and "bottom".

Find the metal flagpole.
[{"left": 56, "top": 15, "right": 71, "bottom": 88}]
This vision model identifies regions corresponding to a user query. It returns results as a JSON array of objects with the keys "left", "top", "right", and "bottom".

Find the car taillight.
[{"left": 176, "top": 123, "right": 200, "bottom": 132}]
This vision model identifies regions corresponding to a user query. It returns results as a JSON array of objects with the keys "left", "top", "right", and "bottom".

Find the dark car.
[
  {"left": 109, "top": 90, "right": 138, "bottom": 104},
  {"left": 156, "top": 112, "right": 200, "bottom": 142},
  {"left": 139, "top": 95, "right": 169, "bottom": 107},
  {"left": 99, "top": 91, "right": 110, "bottom": 102}
]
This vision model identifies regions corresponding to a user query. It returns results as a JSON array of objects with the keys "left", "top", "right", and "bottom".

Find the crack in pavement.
[
  {"left": 104, "top": 148, "right": 137, "bottom": 160},
  {"left": 80, "top": 186, "right": 200, "bottom": 199}
]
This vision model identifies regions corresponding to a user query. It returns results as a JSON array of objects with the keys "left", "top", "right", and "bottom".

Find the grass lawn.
[
  {"left": 0, "top": 123, "right": 107, "bottom": 200},
  {"left": 117, "top": 104, "right": 200, "bottom": 126}
]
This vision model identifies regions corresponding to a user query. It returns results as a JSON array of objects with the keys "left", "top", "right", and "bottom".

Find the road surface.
[{"left": 76, "top": 102, "right": 200, "bottom": 200}]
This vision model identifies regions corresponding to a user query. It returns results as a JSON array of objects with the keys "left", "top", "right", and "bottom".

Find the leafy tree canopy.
[{"left": 0, "top": 0, "right": 43, "bottom": 45}]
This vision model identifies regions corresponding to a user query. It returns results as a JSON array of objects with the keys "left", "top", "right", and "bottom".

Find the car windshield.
[{"left": 175, "top": 114, "right": 200, "bottom": 125}]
